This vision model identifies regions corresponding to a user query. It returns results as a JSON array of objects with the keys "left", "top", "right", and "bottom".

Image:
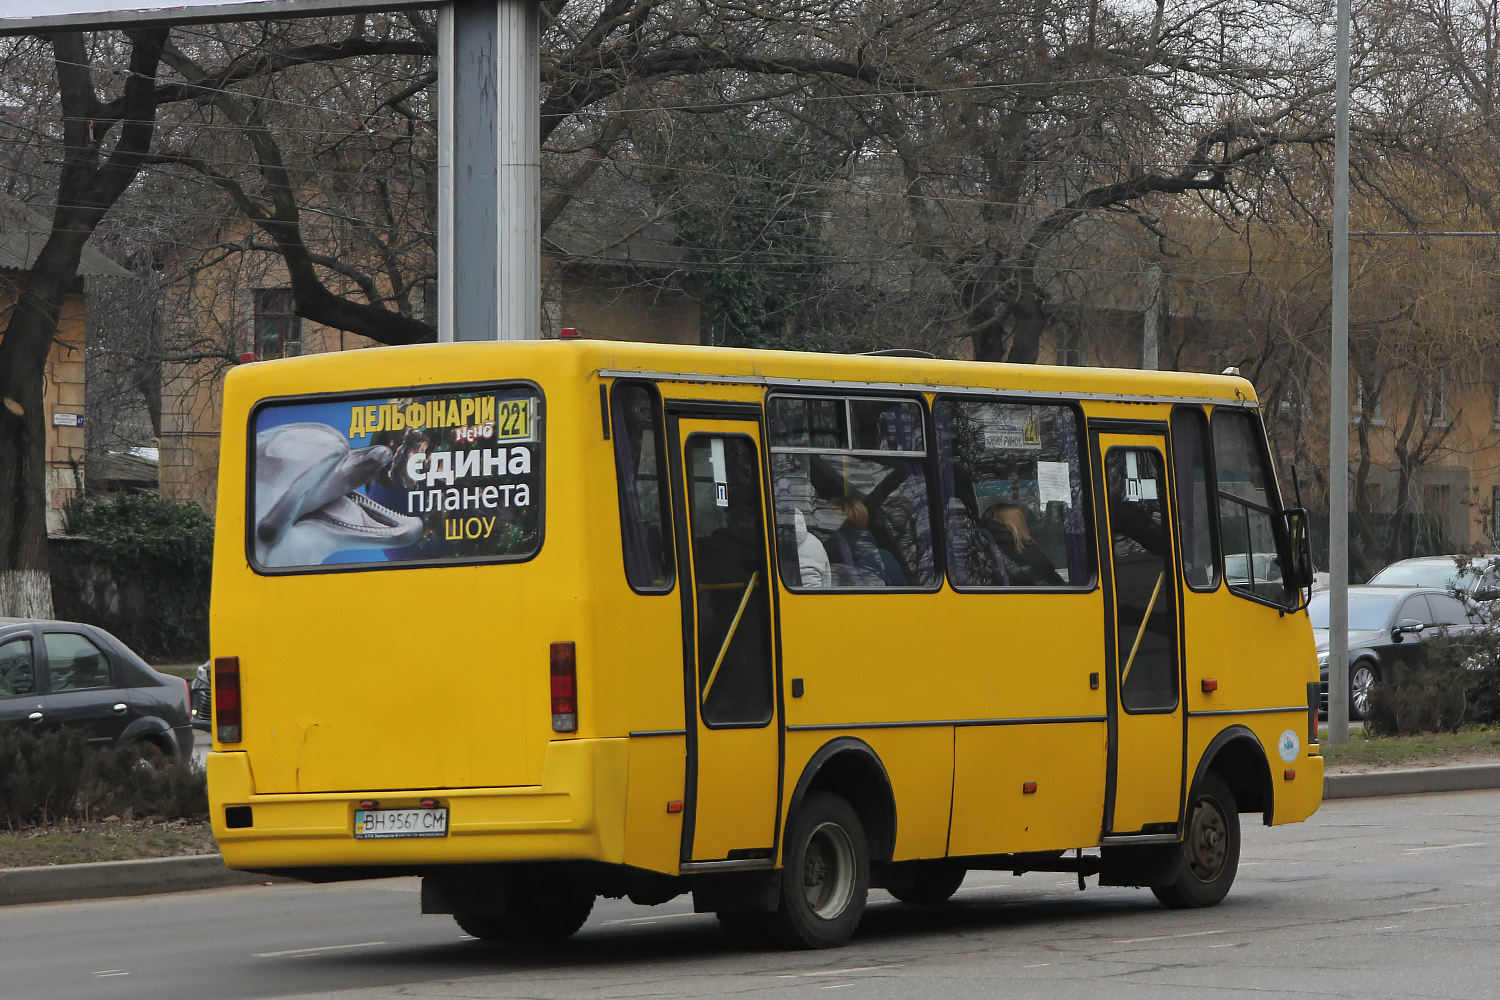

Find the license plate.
[{"left": 353, "top": 807, "right": 448, "bottom": 839}]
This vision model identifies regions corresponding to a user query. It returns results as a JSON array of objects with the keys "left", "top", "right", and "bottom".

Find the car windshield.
[
  {"left": 1307, "top": 591, "right": 1400, "bottom": 631},
  {"left": 1367, "top": 561, "right": 1466, "bottom": 590}
]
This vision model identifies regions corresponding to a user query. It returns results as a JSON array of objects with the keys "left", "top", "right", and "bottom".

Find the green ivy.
[
  {"left": 60, "top": 492, "right": 213, "bottom": 662},
  {"left": 665, "top": 124, "right": 858, "bottom": 351}
]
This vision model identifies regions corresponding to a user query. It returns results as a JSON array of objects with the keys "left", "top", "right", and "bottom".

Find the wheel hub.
[
  {"left": 1186, "top": 798, "right": 1228, "bottom": 882},
  {"left": 800, "top": 821, "right": 856, "bottom": 919}
]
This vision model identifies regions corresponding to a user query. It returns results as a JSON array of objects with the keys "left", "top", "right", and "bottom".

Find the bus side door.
[
  {"left": 1092, "top": 429, "right": 1186, "bottom": 836},
  {"left": 668, "top": 409, "right": 782, "bottom": 866}
]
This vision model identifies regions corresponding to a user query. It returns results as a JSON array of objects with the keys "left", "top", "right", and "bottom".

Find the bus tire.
[
  {"left": 1151, "top": 771, "right": 1240, "bottom": 909},
  {"left": 886, "top": 862, "right": 966, "bottom": 904},
  {"left": 455, "top": 870, "right": 595, "bottom": 943},
  {"left": 766, "top": 791, "right": 869, "bottom": 948},
  {"left": 454, "top": 912, "right": 508, "bottom": 942}
]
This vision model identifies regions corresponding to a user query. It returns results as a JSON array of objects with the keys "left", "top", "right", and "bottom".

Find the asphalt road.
[{"left": 5, "top": 789, "right": 1500, "bottom": 1000}]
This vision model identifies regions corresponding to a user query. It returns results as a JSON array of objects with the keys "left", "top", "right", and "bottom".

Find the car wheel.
[
  {"left": 1350, "top": 660, "right": 1379, "bottom": 720},
  {"left": 886, "top": 862, "right": 966, "bottom": 904},
  {"left": 1151, "top": 772, "right": 1240, "bottom": 909},
  {"left": 764, "top": 791, "right": 869, "bottom": 949},
  {"left": 131, "top": 739, "right": 168, "bottom": 770}
]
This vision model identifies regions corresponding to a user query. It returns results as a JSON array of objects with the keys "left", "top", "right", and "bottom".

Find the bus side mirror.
[{"left": 1283, "top": 508, "right": 1314, "bottom": 592}]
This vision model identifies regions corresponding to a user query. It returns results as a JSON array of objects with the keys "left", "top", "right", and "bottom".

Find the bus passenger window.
[
  {"left": 934, "top": 399, "right": 1092, "bottom": 588},
  {"left": 1212, "top": 409, "right": 1289, "bottom": 605},
  {"left": 611, "top": 383, "right": 673, "bottom": 591},
  {"left": 768, "top": 395, "right": 936, "bottom": 590},
  {"left": 1170, "top": 407, "right": 1220, "bottom": 590}
]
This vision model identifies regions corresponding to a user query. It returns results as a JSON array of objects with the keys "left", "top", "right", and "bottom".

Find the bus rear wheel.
[
  {"left": 886, "top": 861, "right": 966, "bottom": 904},
  {"left": 1151, "top": 771, "right": 1240, "bottom": 909},
  {"left": 454, "top": 869, "right": 595, "bottom": 943},
  {"left": 765, "top": 791, "right": 869, "bottom": 948}
]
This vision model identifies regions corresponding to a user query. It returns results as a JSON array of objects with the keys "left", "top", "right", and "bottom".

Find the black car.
[
  {"left": 1311, "top": 586, "right": 1476, "bottom": 719},
  {"left": 0, "top": 618, "right": 194, "bottom": 758}
]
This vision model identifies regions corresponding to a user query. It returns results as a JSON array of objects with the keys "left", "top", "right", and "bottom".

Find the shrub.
[
  {"left": 0, "top": 729, "right": 207, "bottom": 830},
  {"left": 1364, "top": 663, "right": 1468, "bottom": 736},
  {"left": 58, "top": 491, "right": 213, "bottom": 661}
]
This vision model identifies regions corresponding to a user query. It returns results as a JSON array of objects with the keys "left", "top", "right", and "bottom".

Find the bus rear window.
[{"left": 250, "top": 384, "right": 543, "bottom": 571}]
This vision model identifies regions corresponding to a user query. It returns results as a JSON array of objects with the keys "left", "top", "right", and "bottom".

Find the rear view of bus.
[{"left": 209, "top": 344, "right": 614, "bottom": 941}]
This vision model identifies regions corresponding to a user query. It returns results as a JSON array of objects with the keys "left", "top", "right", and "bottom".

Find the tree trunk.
[
  {"left": 0, "top": 353, "right": 53, "bottom": 617},
  {"left": 0, "top": 29, "right": 168, "bottom": 620}
]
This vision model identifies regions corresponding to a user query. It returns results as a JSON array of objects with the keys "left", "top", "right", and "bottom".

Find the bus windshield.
[{"left": 250, "top": 383, "right": 543, "bottom": 570}]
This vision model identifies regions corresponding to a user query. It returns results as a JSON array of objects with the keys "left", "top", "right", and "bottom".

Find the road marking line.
[
  {"left": 600, "top": 913, "right": 699, "bottom": 926},
  {"left": 1402, "top": 843, "right": 1487, "bottom": 854},
  {"left": 797, "top": 967, "right": 893, "bottom": 976},
  {"left": 93, "top": 971, "right": 129, "bottom": 977},
  {"left": 1115, "top": 929, "right": 1228, "bottom": 944},
  {"left": 254, "top": 941, "right": 390, "bottom": 958}
]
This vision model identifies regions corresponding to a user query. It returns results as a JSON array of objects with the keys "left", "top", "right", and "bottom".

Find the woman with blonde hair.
[{"left": 980, "top": 501, "right": 1063, "bottom": 586}]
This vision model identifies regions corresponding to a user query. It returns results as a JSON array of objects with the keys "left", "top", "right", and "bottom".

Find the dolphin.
[{"left": 254, "top": 422, "right": 424, "bottom": 567}]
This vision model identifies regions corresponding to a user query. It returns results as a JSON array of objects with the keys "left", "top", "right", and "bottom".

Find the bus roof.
[{"left": 226, "top": 339, "right": 1258, "bottom": 408}]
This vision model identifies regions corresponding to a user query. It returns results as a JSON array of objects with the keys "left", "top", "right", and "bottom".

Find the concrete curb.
[
  {"left": 3, "top": 766, "right": 1498, "bottom": 907},
  {"left": 0, "top": 854, "right": 271, "bottom": 906},
  {"left": 1324, "top": 763, "right": 1500, "bottom": 799}
]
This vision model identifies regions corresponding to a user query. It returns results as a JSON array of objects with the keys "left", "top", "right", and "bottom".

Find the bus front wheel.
[
  {"left": 1151, "top": 772, "right": 1240, "bottom": 909},
  {"left": 765, "top": 791, "right": 870, "bottom": 948}
]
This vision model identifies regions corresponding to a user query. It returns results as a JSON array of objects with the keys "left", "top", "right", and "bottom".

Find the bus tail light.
[
  {"left": 551, "top": 642, "right": 577, "bottom": 733},
  {"left": 215, "top": 656, "right": 242, "bottom": 743}
]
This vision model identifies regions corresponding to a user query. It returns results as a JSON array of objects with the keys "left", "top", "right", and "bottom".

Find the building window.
[
  {"left": 255, "top": 288, "right": 301, "bottom": 359},
  {"left": 1427, "top": 372, "right": 1449, "bottom": 424},
  {"left": 1055, "top": 327, "right": 1084, "bottom": 367},
  {"left": 1353, "top": 374, "right": 1382, "bottom": 424}
]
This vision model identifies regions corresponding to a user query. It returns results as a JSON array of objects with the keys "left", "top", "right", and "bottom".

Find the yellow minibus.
[{"left": 208, "top": 340, "right": 1323, "bottom": 948}]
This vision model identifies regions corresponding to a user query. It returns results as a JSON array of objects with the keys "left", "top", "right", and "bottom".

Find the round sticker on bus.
[{"left": 1278, "top": 729, "right": 1300, "bottom": 762}]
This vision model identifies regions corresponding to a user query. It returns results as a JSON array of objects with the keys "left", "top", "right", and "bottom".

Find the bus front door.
[
  {"left": 1093, "top": 431, "right": 1186, "bottom": 836},
  {"left": 669, "top": 413, "right": 782, "bottom": 866}
]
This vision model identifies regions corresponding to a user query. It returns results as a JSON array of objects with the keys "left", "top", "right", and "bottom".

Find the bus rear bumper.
[{"left": 208, "top": 738, "right": 629, "bottom": 873}]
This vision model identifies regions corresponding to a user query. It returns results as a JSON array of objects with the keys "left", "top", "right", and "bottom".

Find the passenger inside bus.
[
  {"left": 827, "top": 496, "right": 906, "bottom": 587},
  {"left": 792, "top": 509, "right": 831, "bottom": 588},
  {"left": 980, "top": 502, "right": 1064, "bottom": 586}
]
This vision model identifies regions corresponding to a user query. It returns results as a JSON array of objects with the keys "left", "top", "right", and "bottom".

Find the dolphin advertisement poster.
[{"left": 251, "top": 385, "right": 543, "bottom": 570}]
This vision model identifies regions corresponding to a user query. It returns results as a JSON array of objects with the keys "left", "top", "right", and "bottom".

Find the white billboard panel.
[{"left": 0, "top": 0, "right": 431, "bottom": 34}]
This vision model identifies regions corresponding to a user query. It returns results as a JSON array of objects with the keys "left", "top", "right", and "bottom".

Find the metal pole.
[
  {"left": 495, "top": 0, "right": 540, "bottom": 340},
  {"left": 443, "top": 0, "right": 540, "bottom": 343},
  {"left": 1328, "top": 0, "right": 1351, "bottom": 744},
  {"left": 436, "top": 3, "right": 455, "bottom": 342}
]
